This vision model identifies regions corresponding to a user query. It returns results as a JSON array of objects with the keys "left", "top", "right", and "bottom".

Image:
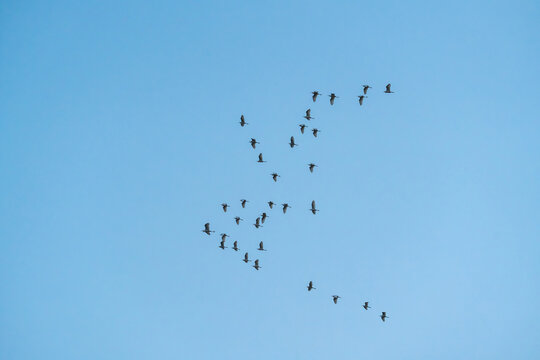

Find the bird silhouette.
[
  {"left": 268, "top": 201, "right": 275, "bottom": 209},
  {"left": 380, "top": 312, "right": 389, "bottom": 322},
  {"left": 253, "top": 259, "right": 261, "bottom": 270},
  {"left": 232, "top": 241, "right": 239, "bottom": 251},
  {"left": 243, "top": 252, "right": 251, "bottom": 263},
  {"left": 221, "top": 203, "right": 229, "bottom": 212},
  {"left": 240, "top": 115, "right": 248, "bottom": 127},
  {"left": 240, "top": 199, "right": 248, "bottom": 208},
  {"left": 234, "top": 216, "right": 243, "bottom": 225},
  {"left": 289, "top": 136, "right": 298, "bottom": 148},
  {"left": 332, "top": 295, "right": 341, "bottom": 304},
  {"left": 312, "top": 91, "right": 321, "bottom": 102},
  {"left": 304, "top": 109, "right": 314, "bottom": 121},
  {"left": 257, "top": 241, "right": 267, "bottom": 251},
  {"left": 219, "top": 239, "right": 227, "bottom": 249},
  {"left": 308, "top": 163, "right": 318, "bottom": 173},
  {"left": 299, "top": 124, "right": 307, "bottom": 134},
  {"left": 282, "top": 203, "right": 290, "bottom": 214},
  {"left": 250, "top": 138, "right": 259, "bottom": 149},
  {"left": 329, "top": 93, "right": 338, "bottom": 105},
  {"left": 310, "top": 200, "right": 319, "bottom": 214},
  {"left": 362, "top": 85, "right": 371, "bottom": 95},
  {"left": 220, "top": 233, "right": 229, "bottom": 242},
  {"left": 358, "top": 95, "right": 367, "bottom": 106},
  {"left": 312, "top": 128, "right": 320, "bottom": 138},
  {"left": 261, "top": 212, "right": 268, "bottom": 224},
  {"left": 384, "top": 84, "right": 394, "bottom": 93},
  {"left": 257, "top": 153, "right": 266, "bottom": 163},
  {"left": 271, "top": 173, "right": 280, "bottom": 182},
  {"left": 202, "top": 223, "right": 215, "bottom": 235},
  {"left": 363, "top": 302, "right": 371, "bottom": 310},
  {"left": 254, "top": 217, "right": 262, "bottom": 228},
  {"left": 307, "top": 281, "right": 316, "bottom": 291}
]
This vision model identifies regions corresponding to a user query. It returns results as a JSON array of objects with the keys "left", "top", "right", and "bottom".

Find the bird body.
[
  {"left": 299, "top": 124, "right": 307, "bottom": 134},
  {"left": 253, "top": 259, "right": 260, "bottom": 270},
  {"left": 261, "top": 212, "right": 268, "bottom": 223},
  {"left": 362, "top": 85, "right": 371, "bottom": 95},
  {"left": 381, "top": 312, "right": 388, "bottom": 322},
  {"left": 220, "top": 233, "right": 229, "bottom": 242},
  {"left": 268, "top": 201, "right": 274, "bottom": 209},
  {"left": 254, "top": 217, "right": 262, "bottom": 228},
  {"left": 250, "top": 138, "right": 259, "bottom": 149},
  {"left": 221, "top": 203, "right": 228, "bottom": 212},
  {"left": 312, "top": 91, "right": 321, "bottom": 102},
  {"left": 243, "top": 252, "right": 251, "bottom": 263},
  {"left": 358, "top": 95, "right": 367, "bottom": 106},
  {"left": 257, "top": 241, "right": 266, "bottom": 251},
  {"left": 384, "top": 84, "right": 394, "bottom": 93},
  {"left": 202, "top": 223, "right": 215, "bottom": 235},
  {"left": 304, "top": 109, "right": 313, "bottom": 120},
  {"left": 232, "top": 241, "right": 239, "bottom": 251},
  {"left": 257, "top": 153, "right": 266, "bottom": 163},
  {"left": 282, "top": 203, "right": 290, "bottom": 214},
  {"left": 363, "top": 302, "right": 370, "bottom": 310},
  {"left": 240, "top": 199, "right": 248, "bottom": 208},
  {"left": 308, "top": 163, "right": 317, "bottom": 173},
  {"left": 240, "top": 115, "right": 248, "bottom": 127},
  {"left": 329, "top": 93, "right": 338, "bottom": 105},
  {"left": 234, "top": 216, "right": 243, "bottom": 225},
  {"left": 312, "top": 128, "right": 320, "bottom": 138},
  {"left": 271, "top": 173, "right": 280, "bottom": 182},
  {"left": 332, "top": 295, "right": 341, "bottom": 304},
  {"left": 310, "top": 200, "right": 319, "bottom": 214},
  {"left": 289, "top": 136, "right": 298, "bottom": 148},
  {"left": 219, "top": 239, "right": 227, "bottom": 249},
  {"left": 307, "top": 281, "right": 316, "bottom": 291}
]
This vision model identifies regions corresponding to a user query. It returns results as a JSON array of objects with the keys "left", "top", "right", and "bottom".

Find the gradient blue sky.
[{"left": 1, "top": 1, "right": 539, "bottom": 359}]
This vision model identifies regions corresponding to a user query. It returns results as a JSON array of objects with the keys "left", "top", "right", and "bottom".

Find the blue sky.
[{"left": 1, "top": 1, "right": 539, "bottom": 359}]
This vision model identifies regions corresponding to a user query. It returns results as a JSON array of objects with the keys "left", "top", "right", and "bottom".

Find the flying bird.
[
  {"left": 220, "top": 233, "right": 229, "bottom": 242},
  {"left": 357, "top": 95, "right": 367, "bottom": 106},
  {"left": 380, "top": 312, "right": 389, "bottom": 322},
  {"left": 329, "top": 93, "right": 338, "bottom": 105},
  {"left": 219, "top": 239, "right": 227, "bottom": 249},
  {"left": 232, "top": 241, "right": 239, "bottom": 251},
  {"left": 240, "top": 115, "right": 248, "bottom": 127},
  {"left": 202, "top": 223, "right": 215, "bottom": 235},
  {"left": 254, "top": 217, "right": 262, "bottom": 228},
  {"left": 308, "top": 163, "right": 317, "bottom": 173},
  {"left": 240, "top": 199, "right": 248, "bottom": 208},
  {"left": 299, "top": 124, "right": 307, "bottom": 134},
  {"left": 268, "top": 201, "right": 275, "bottom": 209},
  {"left": 253, "top": 259, "right": 261, "bottom": 270},
  {"left": 312, "top": 128, "right": 320, "bottom": 138},
  {"left": 221, "top": 203, "right": 229, "bottom": 212},
  {"left": 257, "top": 153, "right": 266, "bottom": 163},
  {"left": 243, "top": 252, "right": 251, "bottom": 263},
  {"left": 289, "top": 136, "right": 298, "bottom": 148},
  {"left": 250, "top": 138, "right": 259, "bottom": 149},
  {"left": 282, "top": 203, "right": 290, "bottom": 214},
  {"left": 307, "top": 281, "right": 316, "bottom": 291},
  {"left": 312, "top": 91, "right": 321, "bottom": 102},
  {"left": 310, "top": 200, "right": 319, "bottom": 214},
  {"left": 362, "top": 85, "right": 371, "bottom": 95},
  {"left": 257, "top": 241, "right": 266, "bottom": 251},
  {"left": 363, "top": 302, "right": 370, "bottom": 310},
  {"left": 304, "top": 109, "right": 313, "bottom": 121},
  {"left": 261, "top": 212, "right": 268, "bottom": 223},
  {"left": 384, "top": 83, "right": 394, "bottom": 93},
  {"left": 271, "top": 173, "right": 280, "bottom": 182},
  {"left": 332, "top": 295, "right": 341, "bottom": 304},
  {"left": 234, "top": 216, "right": 243, "bottom": 225}
]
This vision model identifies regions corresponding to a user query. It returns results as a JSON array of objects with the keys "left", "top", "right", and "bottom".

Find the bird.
[
  {"left": 363, "top": 302, "right": 370, "bottom": 310},
  {"left": 240, "top": 115, "right": 248, "bottom": 127},
  {"left": 304, "top": 109, "right": 314, "bottom": 121},
  {"left": 202, "top": 223, "right": 215, "bottom": 235},
  {"left": 220, "top": 233, "right": 229, "bottom": 242},
  {"left": 282, "top": 203, "right": 290, "bottom": 214},
  {"left": 384, "top": 83, "right": 394, "bottom": 93},
  {"left": 380, "top": 312, "right": 389, "bottom": 322},
  {"left": 299, "top": 124, "right": 307, "bottom": 134},
  {"left": 261, "top": 212, "right": 268, "bottom": 223},
  {"left": 257, "top": 241, "right": 266, "bottom": 251},
  {"left": 234, "top": 216, "right": 243, "bottom": 225},
  {"left": 310, "top": 200, "right": 319, "bottom": 214},
  {"left": 312, "top": 128, "right": 320, "bottom": 138},
  {"left": 307, "top": 281, "right": 316, "bottom": 291},
  {"left": 329, "top": 93, "right": 338, "bottom": 105},
  {"left": 221, "top": 203, "right": 229, "bottom": 212},
  {"left": 219, "top": 239, "right": 227, "bottom": 249},
  {"left": 289, "top": 136, "right": 298, "bottom": 148},
  {"left": 332, "top": 295, "right": 341, "bottom": 304},
  {"left": 250, "top": 138, "right": 259, "bottom": 149},
  {"left": 257, "top": 153, "right": 266, "bottom": 163},
  {"left": 362, "top": 85, "right": 371, "bottom": 95},
  {"left": 268, "top": 201, "right": 275, "bottom": 209},
  {"left": 271, "top": 173, "right": 280, "bottom": 182},
  {"left": 243, "top": 252, "right": 251, "bottom": 263},
  {"left": 232, "top": 241, "right": 239, "bottom": 251},
  {"left": 312, "top": 91, "right": 321, "bottom": 102},
  {"left": 308, "top": 163, "right": 317, "bottom": 173},
  {"left": 358, "top": 95, "right": 367, "bottom": 106},
  {"left": 253, "top": 259, "right": 261, "bottom": 270},
  {"left": 240, "top": 199, "right": 248, "bottom": 208},
  {"left": 254, "top": 217, "right": 262, "bottom": 228}
]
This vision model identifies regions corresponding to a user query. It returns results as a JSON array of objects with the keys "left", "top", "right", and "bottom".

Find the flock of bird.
[{"left": 202, "top": 84, "right": 396, "bottom": 323}]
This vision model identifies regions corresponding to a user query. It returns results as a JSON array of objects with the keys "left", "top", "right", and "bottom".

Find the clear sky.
[{"left": 1, "top": 1, "right": 539, "bottom": 359}]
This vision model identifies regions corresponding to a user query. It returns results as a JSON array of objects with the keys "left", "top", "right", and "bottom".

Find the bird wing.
[
  {"left": 258, "top": 153, "right": 263, "bottom": 161},
  {"left": 204, "top": 223, "right": 210, "bottom": 231},
  {"left": 311, "top": 200, "right": 316, "bottom": 209},
  {"left": 386, "top": 84, "right": 391, "bottom": 91}
]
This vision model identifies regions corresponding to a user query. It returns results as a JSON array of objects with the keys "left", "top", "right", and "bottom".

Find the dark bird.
[
  {"left": 202, "top": 223, "right": 215, "bottom": 235},
  {"left": 304, "top": 109, "right": 314, "bottom": 121},
  {"left": 254, "top": 217, "right": 262, "bottom": 228},
  {"left": 307, "top": 281, "right": 316, "bottom": 291},
  {"left": 358, "top": 95, "right": 367, "bottom": 106},
  {"left": 240, "top": 115, "right": 248, "bottom": 127},
  {"left": 234, "top": 216, "right": 243, "bottom": 225},
  {"left": 240, "top": 199, "right": 248, "bottom": 208},
  {"left": 271, "top": 173, "right": 280, "bottom": 182},
  {"left": 362, "top": 85, "right": 371, "bottom": 95},
  {"left": 268, "top": 201, "right": 275, "bottom": 209},
  {"left": 257, "top": 153, "right": 266, "bottom": 163},
  {"left": 261, "top": 212, "right": 268, "bottom": 224},
  {"left": 363, "top": 302, "right": 370, "bottom": 310},
  {"left": 232, "top": 241, "right": 239, "bottom": 251},
  {"left": 332, "top": 295, "right": 341, "bottom": 304},
  {"left": 221, "top": 203, "right": 229, "bottom": 212},
  {"left": 257, "top": 241, "right": 266, "bottom": 251},
  {"left": 329, "top": 93, "right": 338, "bottom": 105},
  {"left": 312, "top": 91, "right": 321, "bottom": 102},
  {"left": 312, "top": 128, "right": 320, "bottom": 138},
  {"left": 220, "top": 233, "right": 229, "bottom": 242},
  {"left": 243, "top": 252, "right": 251, "bottom": 263},
  {"left": 219, "top": 239, "right": 227, "bottom": 249},
  {"left": 384, "top": 83, "right": 394, "bottom": 93},
  {"left": 253, "top": 259, "right": 261, "bottom": 270},
  {"left": 282, "top": 203, "right": 290, "bottom": 214},
  {"left": 308, "top": 163, "right": 317, "bottom": 173},
  {"left": 289, "top": 136, "right": 298, "bottom": 148},
  {"left": 299, "top": 124, "right": 307, "bottom": 134},
  {"left": 310, "top": 200, "right": 319, "bottom": 214},
  {"left": 380, "top": 312, "right": 389, "bottom": 322},
  {"left": 250, "top": 138, "right": 259, "bottom": 149}
]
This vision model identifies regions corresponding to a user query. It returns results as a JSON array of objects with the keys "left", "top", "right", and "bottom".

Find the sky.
[{"left": 1, "top": 1, "right": 539, "bottom": 359}]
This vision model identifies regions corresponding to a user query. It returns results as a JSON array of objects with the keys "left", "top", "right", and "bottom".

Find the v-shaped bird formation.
[{"left": 201, "top": 84, "right": 396, "bottom": 322}]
